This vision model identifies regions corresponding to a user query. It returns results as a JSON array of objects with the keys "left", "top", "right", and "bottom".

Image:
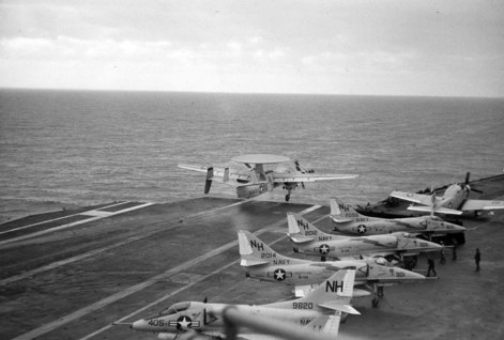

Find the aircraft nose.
[
  {"left": 426, "top": 240, "right": 444, "bottom": 250},
  {"left": 131, "top": 319, "right": 149, "bottom": 330},
  {"left": 447, "top": 222, "right": 466, "bottom": 232},
  {"left": 403, "top": 268, "right": 425, "bottom": 280}
]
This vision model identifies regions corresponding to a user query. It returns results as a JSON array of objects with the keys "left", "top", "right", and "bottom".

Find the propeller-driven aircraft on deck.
[
  {"left": 287, "top": 213, "right": 443, "bottom": 261},
  {"left": 389, "top": 172, "right": 504, "bottom": 216},
  {"left": 178, "top": 154, "right": 358, "bottom": 201},
  {"left": 126, "top": 269, "right": 358, "bottom": 340},
  {"left": 239, "top": 230, "right": 425, "bottom": 307},
  {"left": 329, "top": 199, "right": 466, "bottom": 235}
]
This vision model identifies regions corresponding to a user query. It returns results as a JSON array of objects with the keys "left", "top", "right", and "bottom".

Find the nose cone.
[
  {"left": 396, "top": 267, "right": 425, "bottom": 280},
  {"left": 421, "top": 239, "right": 444, "bottom": 251},
  {"left": 131, "top": 319, "right": 150, "bottom": 331},
  {"left": 442, "top": 221, "right": 466, "bottom": 232}
]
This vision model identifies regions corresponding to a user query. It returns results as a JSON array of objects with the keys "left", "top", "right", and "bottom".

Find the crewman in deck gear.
[
  {"left": 426, "top": 258, "right": 437, "bottom": 277},
  {"left": 475, "top": 248, "right": 481, "bottom": 272},
  {"left": 439, "top": 242, "right": 446, "bottom": 264}
]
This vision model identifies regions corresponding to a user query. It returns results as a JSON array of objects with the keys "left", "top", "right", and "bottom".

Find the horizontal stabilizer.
[
  {"left": 352, "top": 288, "right": 372, "bottom": 297},
  {"left": 319, "top": 302, "right": 360, "bottom": 315},
  {"left": 240, "top": 258, "right": 270, "bottom": 267},
  {"left": 288, "top": 233, "right": 314, "bottom": 244}
]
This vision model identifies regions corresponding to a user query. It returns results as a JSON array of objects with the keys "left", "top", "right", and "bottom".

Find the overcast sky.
[{"left": 1, "top": 0, "right": 503, "bottom": 97}]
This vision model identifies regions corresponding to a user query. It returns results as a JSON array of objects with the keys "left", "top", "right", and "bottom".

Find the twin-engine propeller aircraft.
[
  {"left": 287, "top": 213, "right": 443, "bottom": 261},
  {"left": 390, "top": 172, "right": 504, "bottom": 216},
  {"left": 127, "top": 269, "right": 358, "bottom": 340},
  {"left": 239, "top": 230, "right": 425, "bottom": 306},
  {"left": 178, "top": 154, "right": 358, "bottom": 201},
  {"left": 330, "top": 199, "right": 466, "bottom": 235}
]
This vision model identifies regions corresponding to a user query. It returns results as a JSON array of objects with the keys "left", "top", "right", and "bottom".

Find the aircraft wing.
[
  {"left": 407, "top": 205, "right": 463, "bottom": 215},
  {"left": 272, "top": 173, "right": 358, "bottom": 183},
  {"left": 178, "top": 164, "right": 250, "bottom": 185},
  {"left": 461, "top": 199, "right": 504, "bottom": 212},
  {"left": 178, "top": 163, "right": 209, "bottom": 173},
  {"left": 389, "top": 191, "right": 432, "bottom": 205}
]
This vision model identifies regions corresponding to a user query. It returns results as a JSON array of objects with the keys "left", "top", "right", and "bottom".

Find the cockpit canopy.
[
  {"left": 399, "top": 232, "right": 414, "bottom": 238},
  {"left": 375, "top": 257, "right": 387, "bottom": 265},
  {"left": 159, "top": 301, "right": 191, "bottom": 316}
]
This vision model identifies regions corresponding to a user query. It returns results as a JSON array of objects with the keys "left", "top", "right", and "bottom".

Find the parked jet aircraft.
[
  {"left": 178, "top": 154, "right": 357, "bottom": 201},
  {"left": 329, "top": 199, "right": 466, "bottom": 235},
  {"left": 239, "top": 230, "right": 425, "bottom": 306},
  {"left": 287, "top": 213, "right": 443, "bottom": 261},
  {"left": 127, "top": 269, "right": 358, "bottom": 339},
  {"left": 390, "top": 172, "right": 504, "bottom": 215}
]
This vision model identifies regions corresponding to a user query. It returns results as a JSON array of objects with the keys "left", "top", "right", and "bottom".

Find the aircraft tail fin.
[
  {"left": 329, "top": 198, "right": 359, "bottom": 223},
  {"left": 287, "top": 213, "right": 318, "bottom": 243},
  {"left": 298, "top": 268, "right": 358, "bottom": 315},
  {"left": 238, "top": 231, "right": 297, "bottom": 266}
]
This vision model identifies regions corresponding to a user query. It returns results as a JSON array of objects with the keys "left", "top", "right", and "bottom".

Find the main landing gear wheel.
[
  {"left": 372, "top": 297, "right": 380, "bottom": 308},
  {"left": 285, "top": 194, "right": 290, "bottom": 201}
]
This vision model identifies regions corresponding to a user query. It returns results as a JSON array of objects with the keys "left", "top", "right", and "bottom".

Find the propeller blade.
[
  {"left": 204, "top": 167, "right": 213, "bottom": 194},
  {"left": 471, "top": 187, "right": 484, "bottom": 194},
  {"left": 465, "top": 172, "right": 471, "bottom": 185}
]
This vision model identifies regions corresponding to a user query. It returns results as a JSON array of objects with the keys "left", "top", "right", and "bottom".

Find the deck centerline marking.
[{"left": 11, "top": 205, "right": 321, "bottom": 340}]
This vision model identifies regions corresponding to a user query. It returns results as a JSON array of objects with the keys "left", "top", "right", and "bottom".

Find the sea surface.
[{"left": 0, "top": 89, "right": 503, "bottom": 223}]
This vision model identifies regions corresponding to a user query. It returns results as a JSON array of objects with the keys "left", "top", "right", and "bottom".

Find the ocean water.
[{"left": 0, "top": 89, "right": 503, "bottom": 222}]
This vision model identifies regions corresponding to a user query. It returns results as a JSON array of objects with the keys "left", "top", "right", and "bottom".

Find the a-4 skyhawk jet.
[
  {"left": 126, "top": 269, "right": 358, "bottom": 340},
  {"left": 330, "top": 198, "right": 466, "bottom": 235},
  {"left": 390, "top": 172, "right": 504, "bottom": 216},
  {"left": 239, "top": 230, "right": 425, "bottom": 306},
  {"left": 178, "top": 154, "right": 358, "bottom": 201},
  {"left": 287, "top": 213, "right": 443, "bottom": 261}
]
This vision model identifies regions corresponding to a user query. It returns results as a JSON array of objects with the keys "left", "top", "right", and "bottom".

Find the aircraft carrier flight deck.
[{"left": 1, "top": 175, "right": 504, "bottom": 340}]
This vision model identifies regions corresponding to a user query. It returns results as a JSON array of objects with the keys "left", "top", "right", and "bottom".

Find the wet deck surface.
[{"left": 1, "top": 176, "right": 504, "bottom": 340}]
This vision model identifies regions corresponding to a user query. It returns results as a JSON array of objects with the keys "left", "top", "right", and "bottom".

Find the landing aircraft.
[
  {"left": 239, "top": 230, "right": 425, "bottom": 306},
  {"left": 178, "top": 154, "right": 358, "bottom": 201},
  {"left": 390, "top": 172, "right": 504, "bottom": 216},
  {"left": 127, "top": 269, "right": 358, "bottom": 340},
  {"left": 287, "top": 213, "right": 443, "bottom": 261},
  {"left": 330, "top": 199, "right": 466, "bottom": 235}
]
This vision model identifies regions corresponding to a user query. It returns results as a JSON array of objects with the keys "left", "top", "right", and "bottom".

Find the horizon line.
[{"left": 0, "top": 86, "right": 503, "bottom": 100}]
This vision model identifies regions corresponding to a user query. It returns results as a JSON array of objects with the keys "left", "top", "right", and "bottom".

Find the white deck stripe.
[
  {"left": 0, "top": 201, "right": 128, "bottom": 236},
  {"left": 11, "top": 205, "right": 321, "bottom": 340},
  {"left": 1, "top": 200, "right": 262, "bottom": 284},
  {"left": 0, "top": 202, "right": 154, "bottom": 248}
]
